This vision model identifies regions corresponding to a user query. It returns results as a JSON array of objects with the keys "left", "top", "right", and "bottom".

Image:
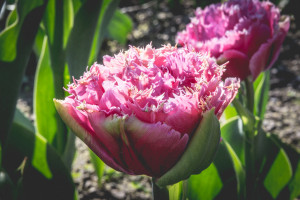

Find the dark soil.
[{"left": 16, "top": 0, "right": 300, "bottom": 199}]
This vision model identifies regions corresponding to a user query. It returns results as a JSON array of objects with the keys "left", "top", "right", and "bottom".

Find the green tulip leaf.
[
  {"left": 263, "top": 148, "right": 292, "bottom": 199},
  {"left": 5, "top": 9, "right": 17, "bottom": 27},
  {"left": 107, "top": 9, "right": 133, "bottom": 45},
  {"left": 253, "top": 71, "right": 270, "bottom": 120},
  {"left": 88, "top": 0, "right": 120, "bottom": 65},
  {"left": 168, "top": 181, "right": 183, "bottom": 200},
  {"left": 40, "top": 0, "right": 75, "bottom": 156},
  {"left": 213, "top": 141, "right": 239, "bottom": 199},
  {"left": 268, "top": 134, "right": 300, "bottom": 199},
  {"left": 34, "top": 36, "right": 57, "bottom": 145},
  {"left": 89, "top": 149, "right": 105, "bottom": 187},
  {"left": 0, "top": 0, "right": 47, "bottom": 144},
  {"left": 255, "top": 131, "right": 293, "bottom": 199},
  {"left": 222, "top": 103, "right": 238, "bottom": 120},
  {"left": 156, "top": 109, "right": 220, "bottom": 187},
  {"left": 289, "top": 161, "right": 300, "bottom": 200},
  {"left": 66, "top": 0, "right": 120, "bottom": 78},
  {"left": 223, "top": 140, "right": 246, "bottom": 200},
  {"left": 221, "top": 116, "right": 245, "bottom": 165},
  {"left": 33, "top": 27, "right": 46, "bottom": 57},
  {"left": 2, "top": 109, "right": 76, "bottom": 199},
  {"left": 187, "top": 163, "right": 223, "bottom": 200},
  {"left": 0, "top": 0, "right": 44, "bottom": 61}
]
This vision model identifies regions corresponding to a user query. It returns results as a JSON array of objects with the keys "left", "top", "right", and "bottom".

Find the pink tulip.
[
  {"left": 54, "top": 44, "right": 239, "bottom": 178},
  {"left": 176, "top": 0, "right": 290, "bottom": 81}
]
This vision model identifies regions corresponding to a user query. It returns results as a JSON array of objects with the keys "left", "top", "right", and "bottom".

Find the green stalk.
[
  {"left": 181, "top": 180, "right": 188, "bottom": 200},
  {"left": 244, "top": 132, "right": 256, "bottom": 200},
  {"left": 233, "top": 79, "right": 256, "bottom": 199},
  {"left": 152, "top": 178, "right": 169, "bottom": 200},
  {"left": 245, "top": 77, "right": 254, "bottom": 113}
]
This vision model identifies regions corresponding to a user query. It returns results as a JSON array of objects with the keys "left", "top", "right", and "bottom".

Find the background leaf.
[
  {"left": 222, "top": 103, "right": 238, "bottom": 121},
  {"left": 168, "top": 181, "right": 183, "bottom": 200},
  {"left": 88, "top": 0, "right": 120, "bottom": 64},
  {"left": 254, "top": 131, "right": 293, "bottom": 199},
  {"left": 89, "top": 149, "right": 105, "bottom": 186},
  {"left": 0, "top": 0, "right": 48, "bottom": 144},
  {"left": 107, "top": 9, "right": 132, "bottom": 45},
  {"left": 221, "top": 117, "right": 245, "bottom": 165},
  {"left": 2, "top": 109, "right": 77, "bottom": 200},
  {"left": 224, "top": 141, "right": 246, "bottom": 200},
  {"left": 0, "top": 0, "right": 44, "bottom": 61},
  {"left": 269, "top": 134, "right": 300, "bottom": 199},
  {"left": 40, "top": 0, "right": 74, "bottom": 155},
  {"left": 187, "top": 163, "right": 223, "bottom": 200},
  {"left": 66, "top": 0, "right": 120, "bottom": 78},
  {"left": 34, "top": 36, "right": 57, "bottom": 145},
  {"left": 263, "top": 148, "right": 292, "bottom": 198},
  {"left": 253, "top": 71, "right": 270, "bottom": 120}
]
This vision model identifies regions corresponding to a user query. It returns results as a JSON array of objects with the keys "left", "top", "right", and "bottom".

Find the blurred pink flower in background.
[
  {"left": 176, "top": 0, "right": 290, "bottom": 81},
  {"left": 54, "top": 44, "right": 239, "bottom": 178}
]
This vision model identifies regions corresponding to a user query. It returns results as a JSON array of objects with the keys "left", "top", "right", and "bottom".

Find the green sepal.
[{"left": 156, "top": 109, "right": 221, "bottom": 187}]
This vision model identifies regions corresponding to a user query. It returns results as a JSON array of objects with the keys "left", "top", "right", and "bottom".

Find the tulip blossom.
[
  {"left": 54, "top": 44, "right": 239, "bottom": 182},
  {"left": 176, "top": 0, "right": 290, "bottom": 80}
]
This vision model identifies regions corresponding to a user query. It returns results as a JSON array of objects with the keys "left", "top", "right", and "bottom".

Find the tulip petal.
[
  {"left": 125, "top": 116, "right": 189, "bottom": 177},
  {"left": 54, "top": 99, "right": 131, "bottom": 174},
  {"left": 54, "top": 99, "right": 92, "bottom": 143},
  {"left": 156, "top": 109, "right": 220, "bottom": 186},
  {"left": 218, "top": 50, "right": 250, "bottom": 80}
]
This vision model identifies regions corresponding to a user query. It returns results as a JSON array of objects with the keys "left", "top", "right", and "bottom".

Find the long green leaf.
[
  {"left": 89, "top": 149, "right": 105, "bottom": 186},
  {"left": 253, "top": 71, "right": 270, "bottom": 120},
  {"left": 66, "top": 0, "right": 103, "bottom": 78},
  {"left": 2, "top": 109, "right": 77, "bottom": 199},
  {"left": 255, "top": 131, "right": 293, "bottom": 199},
  {"left": 33, "top": 27, "right": 46, "bottom": 57},
  {"left": 168, "top": 181, "right": 183, "bottom": 200},
  {"left": 187, "top": 163, "right": 223, "bottom": 200},
  {"left": 268, "top": 134, "right": 300, "bottom": 199},
  {"left": 222, "top": 103, "right": 238, "bottom": 121},
  {"left": 263, "top": 148, "right": 292, "bottom": 199},
  {"left": 213, "top": 142, "right": 238, "bottom": 200},
  {"left": 289, "top": 161, "right": 300, "bottom": 200},
  {"left": 41, "top": 0, "right": 74, "bottom": 155},
  {"left": 66, "top": 0, "right": 120, "bottom": 78},
  {"left": 88, "top": 0, "right": 120, "bottom": 64},
  {"left": 34, "top": 36, "right": 57, "bottom": 144},
  {"left": 0, "top": 0, "right": 44, "bottom": 61},
  {"left": 0, "top": 0, "right": 48, "bottom": 144},
  {"left": 221, "top": 117, "right": 245, "bottom": 165},
  {"left": 224, "top": 141, "right": 246, "bottom": 200},
  {"left": 106, "top": 9, "right": 132, "bottom": 45}
]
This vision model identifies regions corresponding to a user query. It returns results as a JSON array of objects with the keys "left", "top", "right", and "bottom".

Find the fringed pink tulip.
[
  {"left": 176, "top": 0, "right": 290, "bottom": 81},
  {"left": 54, "top": 44, "right": 239, "bottom": 182}
]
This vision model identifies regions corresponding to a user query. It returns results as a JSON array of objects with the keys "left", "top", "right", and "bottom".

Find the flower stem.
[
  {"left": 232, "top": 98, "right": 255, "bottom": 136},
  {"left": 152, "top": 178, "right": 169, "bottom": 200},
  {"left": 233, "top": 79, "right": 257, "bottom": 199},
  {"left": 245, "top": 77, "right": 254, "bottom": 113},
  {"left": 182, "top": 180, "right": 188, "bottom": 200}
]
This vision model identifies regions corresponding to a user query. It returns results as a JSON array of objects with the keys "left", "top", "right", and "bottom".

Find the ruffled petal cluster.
[
  {"left": 176, "top": 0, "right": 290, "bottom": 80},
  {"left": 55, "top": 44, "right": 239, "bottom": 177}
]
